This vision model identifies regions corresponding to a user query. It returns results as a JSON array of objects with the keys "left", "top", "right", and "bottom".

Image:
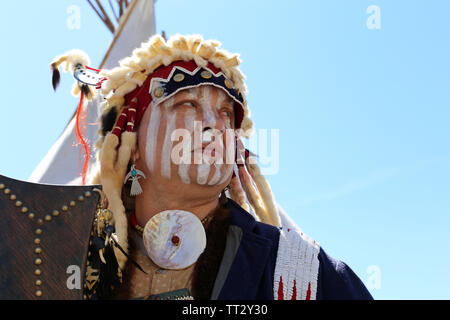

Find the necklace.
[
  {"left": 140, "top": 210, "right": 207, "bottom": 270},
  {"left": 130, "top": 211, "right": 211, "bottom": 234}
]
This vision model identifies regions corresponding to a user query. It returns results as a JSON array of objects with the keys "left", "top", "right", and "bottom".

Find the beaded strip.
[{"left": 273, "top": 227, "right": 320, "bottom": 300}]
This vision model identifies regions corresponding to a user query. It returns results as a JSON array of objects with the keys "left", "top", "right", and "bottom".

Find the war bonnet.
[{"left": 51, "top": 34, "right": 280, "bottom": 269}]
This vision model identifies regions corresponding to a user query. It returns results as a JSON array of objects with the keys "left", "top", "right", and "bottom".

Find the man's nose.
[
  {"left": 202, "top": 108, "right": 226, "bottom": 134},
  {"left": 202, "top": 126, "right": 214, "bottom": 143}
]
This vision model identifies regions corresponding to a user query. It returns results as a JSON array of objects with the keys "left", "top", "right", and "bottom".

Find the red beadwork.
[
  {"left": 278, "top": 276, "right": 284, "bottom": 300},
  {"left": 306, "top": 282, "right": 312, "bottom": 300},
  {"left": 171, "top": 235, "right": 180, "bottom": 246},
  {"left": 291, "top": 279, "right": 297, "bottom": 300}
]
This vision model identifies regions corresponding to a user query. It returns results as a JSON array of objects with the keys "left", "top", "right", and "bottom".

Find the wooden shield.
[{"left": 0, "top": 174, "right": 100, "bottom": 300}]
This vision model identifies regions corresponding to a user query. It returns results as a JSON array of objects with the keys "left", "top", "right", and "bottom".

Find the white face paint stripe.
[
  {"left": 175, "top": 108, "right": 196, "bottom": 185},
  {"left": 145, "top": 103, "right": 161, "bottom": 172},
  {"left": 161, "top": 110, "right": 177, "bottom": 179},
  {"left": 208, "top": 163, "right": 223, "bottom": 185},
  {"left": 218, "top": 163, "right": 234, "bottom": 185},
  {"left": 214, "top": 90, "right": 226, "bottom": 111},
  {"left": 197, "top": 163, "right": 211, "bottom": 185},
  {"left": 200, "top": 86, "right": 215, "bottom": 128},
  {"left": 178, "top": 163, "right": 191, "bottom": 184},
  {"left": 184, "top": 109, "right": 196, "bottom": 132},
  {"left": 187, "top": 88, "right": 198, "bottom": 100}
]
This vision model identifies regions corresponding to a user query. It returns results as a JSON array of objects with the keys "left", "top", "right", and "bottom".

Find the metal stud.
[
  {"left": 37, "top": 218, "right": 44, "bottom": 225},
  {"left": 9, "top": 194, "right": 16, "bottom": 200},
  {"left": 35, "top": 258, "right": 42, "bottom": 265},
  {"left": 224, "top": 79, "right": 234, "bottom": 89},
  {"left": 0, "top": 184, "right": 4, "bottom": 190},
  {"left": 4, "top": 188, "right": 10, "bottom": 195},
  {"left": 62, "top": 205, "right": 69, "bottom": 212},
  {"left": 173, "top": 73, "right": 185, "bottom": 82},
  {"left": 201, "top": 71, "right": 212, "bottom": 79},
  {"left": 153, "top": 87, "right": 165, "bottom": 98},
  {"left": 52, "top": 210, "right": 60, "bottom": 217},
  {"left": 28, "top": 213, "right": 35, "bottom": 220},
  {"left": 70, "top": 201, "right": 76, "bottom": 207},
  {"left": 35, "top": 247, "right": 42, "bottom": 254},
  {"left": 35, "top": 280, "right": 42, "bottom": 286},
  {"left": 78, "top": 195, "right": 85, "bottom": 202},
  {"left": 15, "top": 201, "right": 22, "bottom": 207},
  {"left": 34, "top": 269, "right": 41, "bottom": 276},
  {"left": 45, "top": 215, "right": 52, "bottom": 222},
  {"left": 85, "top": 191, "right": 92, "bottom": 198},
  {"left": 35, "top": 290, "right": 42, "bottom": 297},
  {"left": 35, "top": 229, "right": 42, "bottom": 235},
  {"left": 34, "top": 238, "right": 41, "bottom": 245},
  {"left": 21, "top": 207, "right": 28, "bottom": 214}
]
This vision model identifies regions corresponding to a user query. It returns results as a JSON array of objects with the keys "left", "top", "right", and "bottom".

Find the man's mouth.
[{"left": 191, "top": 143, "right": 223, "bottom": 161}]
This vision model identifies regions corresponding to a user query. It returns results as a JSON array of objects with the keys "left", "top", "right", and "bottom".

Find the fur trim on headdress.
[
  {"left": 245, "top": 155, "right": 281, "bottom": 227},
  {"left": 99, "top": 131, "right": 137, "bottom": 269}
]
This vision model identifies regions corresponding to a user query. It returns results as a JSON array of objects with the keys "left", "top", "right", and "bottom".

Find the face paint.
[
  {"left": 199, "top": 86, "right": 215, "bottom": 128},
  {"left": 196, "top": 123, "right": 213, "bottom": 185},
  {"left": 208, "top": 164, "right": 223, "bottom": 185},
  {"left": 184, "top": 108, "right": 196, "bottom": 132},
  {"left": 186, "top": 88, "right": 198, "bottom": 101},
  {"left": 214, "top": 91, "right": 226, "bottom": 113},
  {"left": 218, "top": 163, "right": 234, "bottom": 185},
  {"left": 177, "top": 108, "right": 196, "bottom": 184},
  {"left": 197, "top": 87, "right": 229, "bottom": 185},
  {"left": 146, "top": 86, "right": 235, "bottom": 187},
  {"left": 197, "top": 163, "right": 211, "bottom": 185},
  {"left": 145, "top": 102, "right": 161, "bottom": 172},
  {"left": 223, "top": 117, "right": 231, "bottom": 129},
  {"left": 178, "top": 163, "right": 191, "bottom": 184},
  {"left": 161, "top": 109, "right": 177, "bottom": 179}
]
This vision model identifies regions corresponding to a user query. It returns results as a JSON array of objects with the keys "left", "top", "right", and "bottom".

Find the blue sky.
[{"left": 1, "top": 1, "right": 449, "bottom": 299}]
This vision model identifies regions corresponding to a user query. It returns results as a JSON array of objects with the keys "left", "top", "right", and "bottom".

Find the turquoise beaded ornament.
[{"left": 123, "top": 164, "right": 146, "bottom": 196}]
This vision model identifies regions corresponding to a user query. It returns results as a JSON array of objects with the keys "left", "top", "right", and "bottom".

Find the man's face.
[{"left": 137, "top": 85, "right": 237, "bottom": 188}]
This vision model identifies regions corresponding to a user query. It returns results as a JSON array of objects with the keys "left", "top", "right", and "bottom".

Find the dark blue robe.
[{"left": 214, "top": 199, "right": 373, "bottom": 300}]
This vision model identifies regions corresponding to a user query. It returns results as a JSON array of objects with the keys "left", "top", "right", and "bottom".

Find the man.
[{"left": 52, "top": 34, "right": 372, "bottom": 300}]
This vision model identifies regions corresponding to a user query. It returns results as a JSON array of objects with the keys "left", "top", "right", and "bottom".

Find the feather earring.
[{"left": 124, "top": 161, "right": 146, "bottom": 196}]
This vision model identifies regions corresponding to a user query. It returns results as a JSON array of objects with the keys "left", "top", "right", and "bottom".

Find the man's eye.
[
  {"left": 176, "top": 101, "right": 196, "bottom": 108},
  {"left": 184, "top": 101, "right": 196, "bottom": 107},
  {"left": 221, "top": 109, "right": 233, "bottom": 118}
]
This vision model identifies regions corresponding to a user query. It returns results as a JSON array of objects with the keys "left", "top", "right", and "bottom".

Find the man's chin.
[{"left": 185, "top": 163, "right": 231, "bottom": 187}]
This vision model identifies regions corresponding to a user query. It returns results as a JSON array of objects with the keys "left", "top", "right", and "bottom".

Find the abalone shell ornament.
[{"left": 143, "top": 210, "right": 207, "bottom": 270}]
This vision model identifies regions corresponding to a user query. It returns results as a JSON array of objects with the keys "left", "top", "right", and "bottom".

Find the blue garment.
[{"left": 216, "top": 199, "right": 373, "bottom": 300}]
